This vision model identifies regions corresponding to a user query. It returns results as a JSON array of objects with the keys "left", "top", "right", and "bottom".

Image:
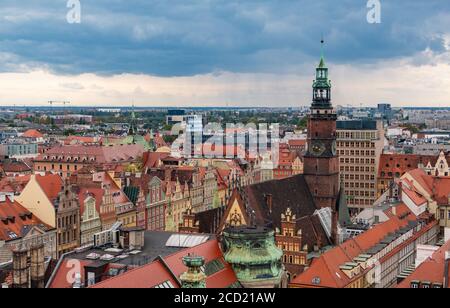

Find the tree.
[{"left": 297, "top": 116, "right": 308, "bottom": 129}]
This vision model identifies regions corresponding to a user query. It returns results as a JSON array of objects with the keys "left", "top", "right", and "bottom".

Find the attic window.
[
  {"left": 154, "top": 281, "right": 175, "bottom": 288},
  {"left": 7, "top": 231, "right": 18, "bottom": 239},
  {"left": 204, "top": 259, "right": 225, "bottom": 276}
]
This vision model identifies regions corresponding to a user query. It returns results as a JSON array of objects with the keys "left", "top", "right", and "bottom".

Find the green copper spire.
[
  {"left": 312, "top": 37, "right": 332, "bottom": 109},
  {"left": 318, "top": 56, "right": 326, "bottom": 68},
  {"left": 318, "top": 37, "right": 326, "bottom": 68},
  {"left": 129, "top": 102, "right": 136, "bottom": 136}
]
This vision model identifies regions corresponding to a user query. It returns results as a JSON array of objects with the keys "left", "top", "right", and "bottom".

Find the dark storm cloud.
[{"left": 0, "top": 0, "right": 448, "bottom": 76}]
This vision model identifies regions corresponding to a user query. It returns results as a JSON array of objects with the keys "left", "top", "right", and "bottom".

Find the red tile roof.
[
  {"left": 154, "top": 134, "right": 168, "bottom": 148},
  {"left": 22, "top": 129, "right": 44, "bottom": 139},
  {"left": 35, "top": 174, "right": 63, "bottom": 202},
  {"left": 48, "top": 259, "right": 94, "bottom": 289},
  {"left": 38, "top": 144, "right": 144, "bottom": 164},
  {"left": 378, "top": 154, "right": 436, "bottom": 178},
  {"left": 142, "top": 152, "right": 170, "bottom": 169},
  {"left": 433, "top": 177, "right": 450, "bottom": 205},
  {"left": 407, "top": 169, "right": 434, "bottom": 196},
  {"left": 0, "top": 197, "right": 52, "bottom": 242},
  {"left": 290, "top": 215, "right": 420, "bottom": 288},
  {"left": 91, "top": 239, "right": 238, "bottom": 288},
  {"left": 402, "top": 185, "right": 427, "bottom": 206},
  {"left": 78, "top": 187, "right": 103, "bottom": 216},
  {"left": 200, "top": 144, "right": 245, "bottom": 158},
  {"left": 397, "top": 240, "right": 450, "bottom": 288},
  {"left": 383, "top": 203, "right": 413, "bottom": 219},
  {"left": 64, "top": 136, "right": 97, "bottom": 145},
  {"left": 1, "top": 161, "right": 32, "bottom": 173},
  {"left": 405, "top": 168, "right": 450, "bottom": 205},
  {"left": 0, "top": 175, "right": 31, "bottom": 194},
  {"left": 288, "top": 139, "right": 306, "bottom": 147}
]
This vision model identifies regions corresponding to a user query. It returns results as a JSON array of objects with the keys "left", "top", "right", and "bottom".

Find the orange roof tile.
[
  {"left": 378, "top": 154, "right": 437, "bottom": 178},
  {"left": 397, "top": 240, "right": 450, "bottom": 288},
  {"left": 406, "top": 169, "right": 434, "bottom": 196},
  {"left": 35, "top": 174, "right": 63, "bottom": 202},
  {"left": 0, "top": 197, "right": 53, "bottom": 242},
  {"left": 48, "top": 259, "right": 94, "bottom": 289},
  {"left": 288, "top": 139, "right": 306, "bottom": 147},
  {"left": 433, "top": 177, "right": 450, "bottom": 205},
  {"left": 402, "top": 185, "right": 427, "bottom": 206},
  {"left": 91, "top": 239, "right": 238, "bottom": 288},
  {"left": 22, "top": 129, "right": 44, "bottom": 139},
  {"left": 0, "top": 175, "right": 31, "bottom": 194},
  {"left": 291, "top": 216, "right": 418, "bottom": 288}
]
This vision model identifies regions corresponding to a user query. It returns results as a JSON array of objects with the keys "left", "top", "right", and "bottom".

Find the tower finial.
[
  {"left": 321, "top": 34, "right": 324, "bottom": 54},
  {"left": 319, "top": 35, "right": 326, "bottom": 68}
]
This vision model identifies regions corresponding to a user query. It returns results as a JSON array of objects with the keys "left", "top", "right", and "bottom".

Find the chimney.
[
  {"left": 12, "top": 248, "right": 29, "bottom": 289},
  {"left": 398, "top": 181, "right": 403, "bottom": 201},
  {"left": 265, "top": 194, "right": 273, "bottom": 214},
  {"left": 30, "top": 244, "right": 45, "bottom": 288}
]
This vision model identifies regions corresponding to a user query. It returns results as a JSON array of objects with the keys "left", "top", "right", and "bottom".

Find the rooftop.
[{"left": 47, "top": 231, "right": 215, "bottom": 288}]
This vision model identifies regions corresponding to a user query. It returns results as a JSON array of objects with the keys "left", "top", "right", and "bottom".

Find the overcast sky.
[{"left": 0, "top": 0, "right": 449, "bottom": 107}]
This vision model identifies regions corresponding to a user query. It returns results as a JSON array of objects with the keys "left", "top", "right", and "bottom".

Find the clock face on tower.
[
  {"left": 331, "top": 140, "right": 337, "bottom": 156},
  {"left": 311, "top": 141, "right": 326, "bottom": 156}
]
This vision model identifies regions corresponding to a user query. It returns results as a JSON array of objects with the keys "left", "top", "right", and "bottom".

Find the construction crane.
[
  {"left": 48, "top": 100, "right": 70, "bottom": 115},
  {"left": 48, "top": 100, "right": 70, "bottom": 109},
  {"left": 48, "top": 101, "right": 71, "bottom": 125}
]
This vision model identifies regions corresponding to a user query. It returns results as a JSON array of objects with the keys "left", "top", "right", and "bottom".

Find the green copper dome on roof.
[{"left": 222, "top": 226, "right": 284, "bottom": 288}]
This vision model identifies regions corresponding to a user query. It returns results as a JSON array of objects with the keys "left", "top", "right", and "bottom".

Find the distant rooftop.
[{"left": 337, "top": 120, "right": 378, "bottom": 130}]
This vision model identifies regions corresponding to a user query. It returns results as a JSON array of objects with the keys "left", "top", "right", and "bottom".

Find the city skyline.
[{"left": 0, "top": 1, "right": 449, "bottom": 107}]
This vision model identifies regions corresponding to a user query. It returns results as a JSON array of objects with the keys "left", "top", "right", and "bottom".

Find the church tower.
[
  {"left": 128, "top": 103, "right": 136, "bottom": 136},
  {"left": 304, "top": 40, "right": 340, "bottom": 212}
]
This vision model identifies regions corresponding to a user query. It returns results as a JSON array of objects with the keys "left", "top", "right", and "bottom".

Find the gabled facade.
[
  {"left": 79, "top": 191, "right": 102, "bottom": 246},
  {"left": 16, "top": 174, "right": 61, "bottom": 228},
  {"left": 147, "top": 176, "right": 166, "bottom": 231},
  {"left": 275, "top": 208, "right": 308, "bottom": 279},
  {"left": 55, "top": 179, "right": 80, "bottom": 256}
]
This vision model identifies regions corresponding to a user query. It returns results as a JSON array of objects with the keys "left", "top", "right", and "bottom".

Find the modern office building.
[{"left": 337, "top": 120, "right": 385, "bottom": 213}]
